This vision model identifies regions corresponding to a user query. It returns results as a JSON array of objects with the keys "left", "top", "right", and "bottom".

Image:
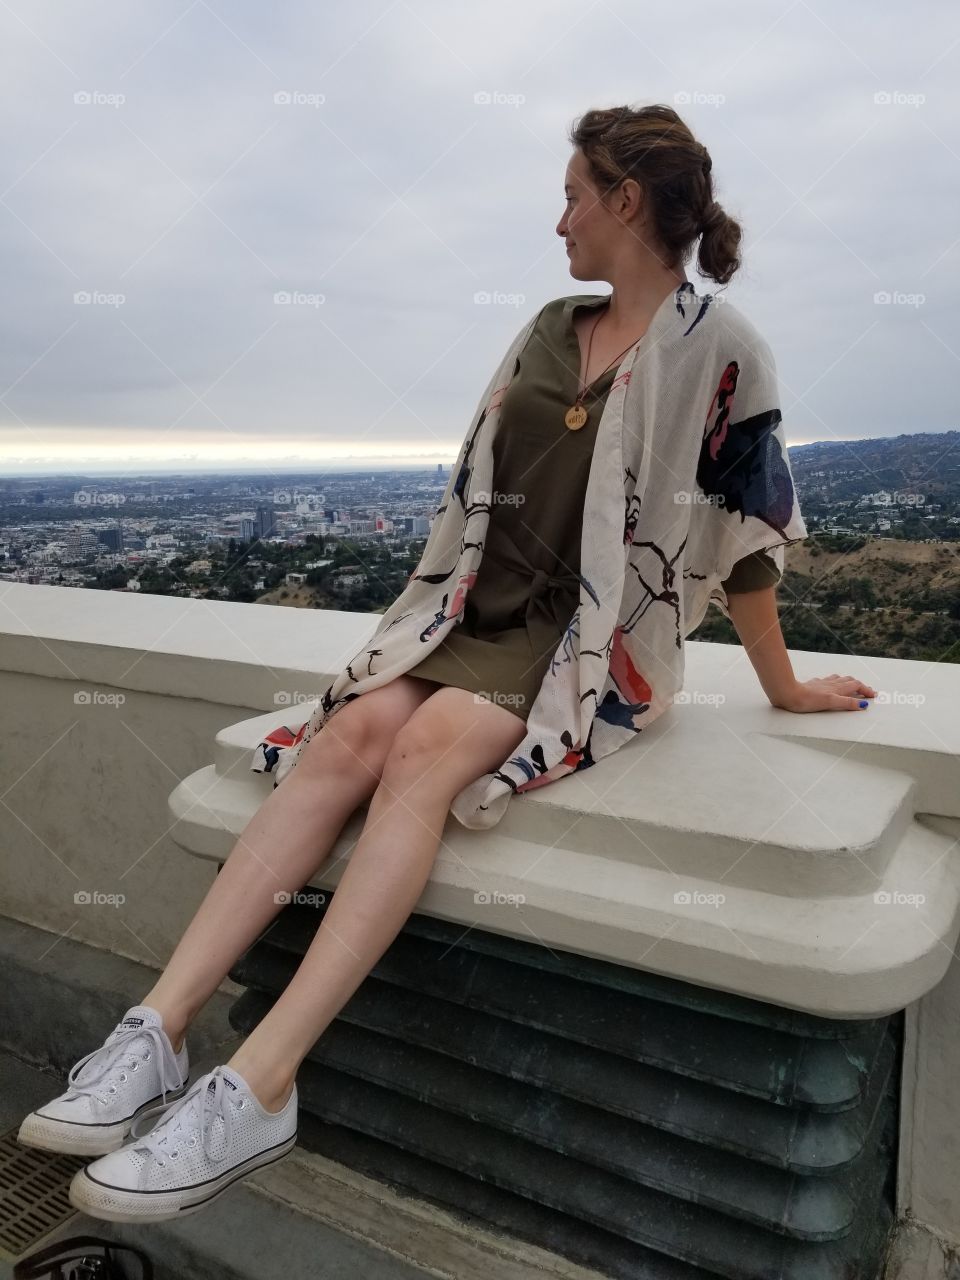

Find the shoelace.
[
  {"left": 66, "top": 1022, "right": 183, "bottom": 1107},
  {"left": 128, "top": 1066, "right": 239, "bottom": 1191}
]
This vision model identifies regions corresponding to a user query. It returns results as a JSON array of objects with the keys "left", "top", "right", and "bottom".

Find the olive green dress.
[{"left": 406, "top": 294, "right": 780, "bottom": 722}]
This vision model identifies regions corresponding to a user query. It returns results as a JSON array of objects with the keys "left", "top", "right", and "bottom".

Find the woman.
[{"left": 18, "top": 104, "right": 876, "bottom": 1223}]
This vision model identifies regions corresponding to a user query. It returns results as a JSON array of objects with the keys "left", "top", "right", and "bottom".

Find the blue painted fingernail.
[{"left": 858, "top": 700, "right": 869, "bottom": 708}]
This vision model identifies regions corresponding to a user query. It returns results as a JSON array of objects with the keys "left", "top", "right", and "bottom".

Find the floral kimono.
[{"left": 251, "top": 281, "right": 808, "bottom": 829}]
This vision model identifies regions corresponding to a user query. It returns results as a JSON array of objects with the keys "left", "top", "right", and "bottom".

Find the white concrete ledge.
[
  {"left": 168, "top": 623, "right": 960, "bottom": 1019},
  {"left": 3, "top": 582, "right": 959, "bottom": 1018},
  {"left": 4, "top": 583, "right": 958, "bottom": 1244},
  {"left": 0, "top": 581, "right": 378, "bottom": 710}
]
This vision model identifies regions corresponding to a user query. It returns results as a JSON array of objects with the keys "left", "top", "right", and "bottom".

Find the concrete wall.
[
  {"left": 899, "top": 896, "right": 960, "bottom": 1249},
  {"left": 2, "top": 581, "right": 960, "bottom": 1259},
  {"left": 0, "top": 582, "right": 375, "bottom": 976}
]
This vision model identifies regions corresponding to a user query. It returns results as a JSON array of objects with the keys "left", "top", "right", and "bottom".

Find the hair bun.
[
  {"left": 568, "top": 104, "right": 742, "bottom": 285},
  {"left": 701, "top": 200, "right": 724, "bottom": 233}
]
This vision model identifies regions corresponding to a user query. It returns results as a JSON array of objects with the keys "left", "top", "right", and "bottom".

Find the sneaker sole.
[
  {"left": 67, "top": 1131, "right": 298, "bottom": 1222},
  {"left": 16, "top": 1080, "right": 191, "bottom": 1157}
]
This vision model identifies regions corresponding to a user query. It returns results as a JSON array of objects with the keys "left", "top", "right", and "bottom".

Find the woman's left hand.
[{"left": 772, "top": 674, "right": 878, "bottom": 713}]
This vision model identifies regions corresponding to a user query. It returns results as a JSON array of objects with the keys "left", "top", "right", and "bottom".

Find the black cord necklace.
[{"left": 564, "top": 307, "right": 649, "bottom": 431}]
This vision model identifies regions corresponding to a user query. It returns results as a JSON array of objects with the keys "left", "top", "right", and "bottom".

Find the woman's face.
[{"left": 556, "top": 149, "right": 615, "bottom": 279}]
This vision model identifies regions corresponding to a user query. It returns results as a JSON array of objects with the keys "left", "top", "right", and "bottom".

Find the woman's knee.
[
  {"left": 379, "top": 715, "right": 449, "bottom": 787},
  {"left": 380, "top": 688, "right": 526, "bottom": 793},
  {"left": 296, "top": 675, "right": 439, "bottom": 782},
  {"left": 295, "top": 709, "right": 378, "bottom": 790}
]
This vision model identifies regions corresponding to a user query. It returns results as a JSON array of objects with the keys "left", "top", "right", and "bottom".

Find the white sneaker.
[
  {"left": 68, "top": 1063, "right": 298, "bottom": 1223},
  {"left": 17, "top": 1004, "right": 189, "bottom": 1156}
]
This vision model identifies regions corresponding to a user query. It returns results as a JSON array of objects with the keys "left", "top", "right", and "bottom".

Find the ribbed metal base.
[{"left": 228, "top": 895, "right": 899, "bottom": 1280}]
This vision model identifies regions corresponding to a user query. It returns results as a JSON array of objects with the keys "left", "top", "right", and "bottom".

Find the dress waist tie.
[{"left": 480, "top": 534, "right": 581, "bottom": 643}]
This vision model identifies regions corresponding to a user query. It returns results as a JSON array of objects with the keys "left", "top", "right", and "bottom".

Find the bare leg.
[
  {"left": 224, "top": 687, "right": 527, "bottom": 1110},
  {"left": 140, "top": 675, "right": 442, "bottom": 1052}
]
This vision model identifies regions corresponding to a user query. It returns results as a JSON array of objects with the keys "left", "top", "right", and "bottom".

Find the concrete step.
[
  {"left": 168, "top": 751, "right": 960, "bottom": 1017},
  {"left": 193, "top": 708, "right": 921, "bottom": 897}
]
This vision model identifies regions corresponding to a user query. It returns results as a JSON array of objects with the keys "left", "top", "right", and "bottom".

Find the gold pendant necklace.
[
  {"left": 565, "top": 304, "right": 649, "bottom": 431},
  {"left": 564, "top": 403, "right": 589, "bottom": 430}
]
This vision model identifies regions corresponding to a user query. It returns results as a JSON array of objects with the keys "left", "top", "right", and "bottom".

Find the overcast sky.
[{"left": 0, "top": 0, "right": 956, "bottom": 474}]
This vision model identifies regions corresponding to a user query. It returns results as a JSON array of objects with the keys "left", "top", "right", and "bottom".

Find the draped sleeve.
[{"left": 693, "top": 333, "right": 808, "bottom": 622}]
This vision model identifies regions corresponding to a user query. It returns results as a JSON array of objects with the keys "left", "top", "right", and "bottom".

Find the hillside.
[
  {"left": 692, "top": 537, "right": 960, "bottom": 662},
  {"left": 255, "top": 537, "right": 960, "bottom": 664}
]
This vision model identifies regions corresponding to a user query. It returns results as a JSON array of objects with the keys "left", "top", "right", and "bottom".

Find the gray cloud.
[{"left": 0, "top": 0, "right": 956, "bottom": 471}]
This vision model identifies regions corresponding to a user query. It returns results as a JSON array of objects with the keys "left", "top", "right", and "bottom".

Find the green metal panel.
[{"left": 229, "top": 894, "right": 899, "bottom": 1279}]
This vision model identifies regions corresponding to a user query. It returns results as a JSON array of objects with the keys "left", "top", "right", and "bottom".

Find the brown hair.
[{"left": 568, "top": 104, "right": 742, "bottom": 287}]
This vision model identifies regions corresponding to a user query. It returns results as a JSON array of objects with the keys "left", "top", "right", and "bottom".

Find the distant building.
[
  {"left": 97, "top": 524, "right": 124, "bottom": 553},
  {"left": 254, "top": 505, "right": 276, "bottom": 540},
  {"left": 64, "top": 528, "right": 100, "bottom": 561}
]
